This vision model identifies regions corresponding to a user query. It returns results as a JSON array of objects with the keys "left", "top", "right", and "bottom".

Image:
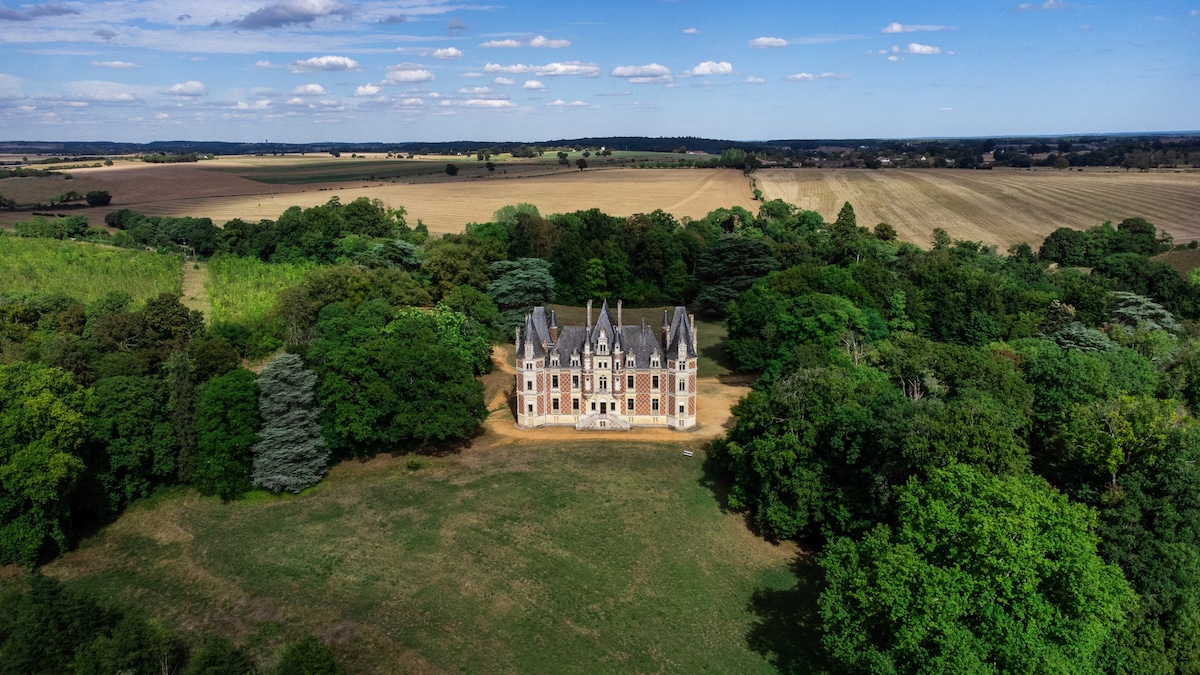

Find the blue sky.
[{"left": 0, "top": 0, "right": 1196, "bottom": 142}]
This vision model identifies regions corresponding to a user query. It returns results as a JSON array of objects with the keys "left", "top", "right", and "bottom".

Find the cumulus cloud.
[
  {"left": 0, "top": 1, "right": 79, "bottom": 21},
  {"left": 288, "top": 55, "right": 360, "bottom": 73},
  {"left": 888, "top": 55, "right": 901, "bottom": 62},
  {"left": 480, "top": 39, "right": 522, "bottom": 48},
  {"left": 255, "top": 60, "right": 278, "bottom": 69},
  {"left": 530, "top": 35, "right": 570, "bottom": 48},
  {"left": 355, "top": 84, "right": 381, "bottom": 96},
  {"left": 165, "top": 80, "right": 208, "bottom": 96},
  {"left": 749, "top": 36, "right": 788, "bottom": 48},
  {"left": 383, "top": 64, "right": 435, "bottom": 83},
  {"left": 1018, "top": 0, "right": 1065, "bottom": 9},
  {"left": 91, "top": 60, "right": 138, "bottom": 69},
  {"left": 547, "top": 99, "right": 588, "bottom": 107},
  {"left": 883, "top": 22, "right": 955, "bottom": 33},
  {"left": 745, "top": 76, "right": 765, "bottom": 84},
  {"left": 232, "top": 0, "right": 350, "bottom": 29},
  {"left": 458, "top": 86, "right": 495, "bottom": 95},
  {"left": 682, "top": 61, "right": 733, "bottom": 77},
  {"left": 683, "top": 27, "right": 698, "bottom": 34},
  {"left": 233, "top": 99, "right": 272, "bottom": 110},
  {"left": 523, "top": 79, "right": 545, "bottom": 90},
  {"left": 291, "top": 83, "right": 327, "bottom": 95},
  {"left": 905, "top": 43, "right": 942, "bottom": 54},
  {"left": 611, "top": 63, "right": 673, "bottom": 84},
  {"left": 433, "top": 47, "right": 463, "bottom": 59},
  {"left": 401, "top": 97, "right": 424, "bottom": 106},
  {"left": 484, "top": 62, "right": 600, "bottom": 77},
  {"left": 785, "top": 72, "right": 849, "bottom": 81},
  {"left": 493, "top": 76, "right": 515, "bottom": 85}
]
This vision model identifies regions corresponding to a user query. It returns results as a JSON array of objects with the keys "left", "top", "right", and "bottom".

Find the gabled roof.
[{"left": 665, "top": 307, "right": 697, "bottom": 359}]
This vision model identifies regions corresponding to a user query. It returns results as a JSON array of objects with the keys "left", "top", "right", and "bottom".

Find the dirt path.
[
  {"left": 180, "top": 259, "right": 210, "bottom": 320},
  {"left": 475, "top": 346, "right": 749, "bottom": 448}
]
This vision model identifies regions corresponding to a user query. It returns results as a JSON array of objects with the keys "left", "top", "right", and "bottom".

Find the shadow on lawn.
[{"left": 745, "top": 555, "right": 831, "bottom": 675}]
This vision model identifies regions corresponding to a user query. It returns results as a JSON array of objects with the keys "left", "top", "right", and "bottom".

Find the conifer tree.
[{"left": 251, "top": 353, "right": 330, "bottom": 493}]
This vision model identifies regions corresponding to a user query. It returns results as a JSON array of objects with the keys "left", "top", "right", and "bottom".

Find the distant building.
[{"left": 515, "top": 300, "right": 698, "bottom": 431}]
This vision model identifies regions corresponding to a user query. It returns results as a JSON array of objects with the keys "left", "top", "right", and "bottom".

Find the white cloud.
[
  {"left": 547, "top": 99, "right": 589, "bottom": 107},
  {"left": 887, "top": 55, "right": 901, "bottom": 62},
  {"left": 882, "top": 22, "right": 955, "bottom": 33},
  {"left": 165, "top": 80, "right": 207, "bottom": 96},
  {"left": 683, "top": 27, "right": 698, "bottom": 34},
  {"left": 292, "top": 83, "right": 327, "bottom": 95},
  {"left": 355, "top": 84, "right": 381, "bottom": 96},
  {"left": 484, "top": 62, "right": 600, "bottom": 77},
  {"left": 530, "top": 35, "right": 570, "bottom": 48},
  {"left": 91, "top": 60, "right": 137, "bottom": 69},
  {"left": 65, "top": 81, "right": 139, "bottom": 103},
  {"left": 255, "top": 60, "right": 278, "bottom": 69},
  {"left": 905, "top": 43, "right": 942, "bottom": 54},
  {"left": 1018, "top": 0, "right": 1065, "bottom": 9},
  {"left": 938, "top": 106, "right": 953, "bottom": 111},
  {"left": 480, "top": 39, "right": 522, "bottom": 48},
  {"left": 785, "top": 72, "right": 849, "bottom": 81},
  {"left": 459, "top": 99, "right": 516, "bottom": 108},
  {"left": 433, "top": 47, "right": 463, "bottom": 59},
  {"left": 233, "top": 99, "right": 272, "bottom": 110},
  {"left": 611, "top": 63, "right": 673, "bottom": 84},
  {"left": 401, "top": 98, "right": 424, "bottom": 106},
  {"left": 749, "top": 36, "right": 789, "bottom": 48},
  {"left": 384, "top": 65, "right": 435, "bottom": 83},
  {"left": 288, "top": 56, "right": 360, "bottom": 73},
  {"left": 523, "top": 79, "right": 545, "bottom": 90},
  {"left": 231, "top": 0, "right": 350, "bottom": 28},
  {"left": 682, "top": 61, "right": 733, "bottom": 77},
  {"left": 458, "top": 86, "right": 494, "bottom": 94},
  {"left": 493, "top": 76, "right": 515, "bottom": 85},
  {"left": 745, "top": 76, "right": 765, "bottom": 84},
  {"left": 285, "top": 97, "right": 305, "bottom": 105}
]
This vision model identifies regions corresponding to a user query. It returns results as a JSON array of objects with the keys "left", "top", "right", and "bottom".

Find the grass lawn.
[
  {"left": 206, "top": 254, "right": 315, "bottom": 328},
  {"left": 46, "top": 442, "right": 798, "bottom": 674}
]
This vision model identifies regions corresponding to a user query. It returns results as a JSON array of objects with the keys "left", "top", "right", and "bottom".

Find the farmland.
[
  {"left": 0, "top": 237, "right": 181, "bottom": 305},
  {"left": 44, "top": 441, "right": 799, "bottom": 674},
  {"left": 756, "top": 167, "right": 1200, "bottom": 249}
]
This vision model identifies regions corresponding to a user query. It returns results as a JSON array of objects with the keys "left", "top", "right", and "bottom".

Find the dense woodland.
[{"left": 4, "top": 192, "right": 1200, "bottom": 671}]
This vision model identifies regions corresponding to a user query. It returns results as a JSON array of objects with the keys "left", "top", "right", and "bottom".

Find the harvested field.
[
  {"left": 0, "top": 160, "right": 755, "bottom": 235},
  {"left": 757, "top": 168, "right": 1200, "bottom": 249}
]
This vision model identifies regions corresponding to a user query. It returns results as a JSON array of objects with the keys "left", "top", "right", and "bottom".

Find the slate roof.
[{"left": 519, "top": 300, "right": 695, "bottom": 367}]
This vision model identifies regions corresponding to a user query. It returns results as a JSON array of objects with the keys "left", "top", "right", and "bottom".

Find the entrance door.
[{"left": 600, "top": 402, "right": 607, "bottom": 414}]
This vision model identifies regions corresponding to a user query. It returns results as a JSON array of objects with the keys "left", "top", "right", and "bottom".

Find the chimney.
[
  {"left": 617, "top": 300, "right": 623, "bottom": 328},
  {"left": 690, "top": 313, "right": 697, "bottom": 353},
  {"left": 587, "top": 299, "right": 593, "bottom": 329},
  {"left": 549, "top": 309, "right": 558, "bottom": 342},
  {"left": 661, "top": 310, "right": 670, "bottom": 345}
]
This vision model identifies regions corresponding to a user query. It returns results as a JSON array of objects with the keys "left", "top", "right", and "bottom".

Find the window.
[
  {"left": 591, "top": 401, "right": 596, "bottom": 411},
  {"left": 626, "top": 355, "right": 636, "bottom": 368},
  {"left": 571, "top": 354, "right": 580, "bottom": 367},
  {"left": 627, "top": 375, "right": 634, "bottom": 388},
  {"left": 527, "top": 403, "right": 533, "bottom": 414},
  {"left": 599, "top": 361, "right": 607, "bottom": 369},
  {"left": 652, "top": 375, "right": 659, "bottom": 390},
  {"left": 552, "top": 375, "right": 559, "bottom": 389},
  {"left": 679, "top": 380, "right": 686, "bottom": 392},
  {"left": 572, "top": 398, "right": 579, "bottom": 411},
  {"left": 550, "top": 355, "right": 559, "bottom": 367},
  {"left": 572, "top": 375, "right": 579, "bottom": 388},
  {"left": 627, "top": 398, "right": 635, "bottom": 410},
  {"left": 598, "top": 340, "right": 608, "bottom": 355},
  {"left": 679, "top": 405, "right": 685, "bottom": 414},
  {"left": 652, "top": 398, "right": 660, "bottom": 412},
  {"left": 651, "top": 354, "right": 660, "bottom": 368},
  {"left": 679, "top": 361, "right": 686, "bottom": 370},
  {"left": 553, "top": 398, "right": 560, "bottom": 411},
  {"left": 599, "top": 376, "right": 608, "bottom": 390},
  {"left": 526, "top": 380, "right": 533, "bottom": 391}
]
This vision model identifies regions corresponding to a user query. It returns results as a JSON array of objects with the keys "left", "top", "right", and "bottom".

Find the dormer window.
[
  {"left": 626, "top": 355, "right": 636, "bottom": 368},
  {"left": 550, "top": 353, "right": 560, "bottom": 367},
  {"left": 597, "top": 338, "right": 608, "bottom": 355},
  {"left": 570, "top": 353, "right": 580, "bottom": 367},
  {"left": 650, "top": 353, "right": 660, "bottom": 368}
]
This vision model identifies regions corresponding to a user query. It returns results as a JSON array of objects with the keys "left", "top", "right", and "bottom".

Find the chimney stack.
[
  {"left": 549, "top": 309, "right": 558, "bottom": 342},
  {"left": 617, "top": 300, "right": 623, "bottom": 328},
  {"left": 587, "top": 299, "right": 593, "bottom": 329}
]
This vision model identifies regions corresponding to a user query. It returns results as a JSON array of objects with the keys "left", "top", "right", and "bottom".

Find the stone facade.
[{"left": 515, "top": 300, "right": 698, "bottom": 431}]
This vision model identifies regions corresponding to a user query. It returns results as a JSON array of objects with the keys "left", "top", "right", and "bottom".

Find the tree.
[
  {"left": 275, "top": 636, "right": 344, "bottom": 675},
  {"left": 820, "top": 464, "right": 1133, "bottom": 674},
  {"left": 251, "top": 354, "right": 330, "bottom": 494},
  {"left": 183, "top": 636, "right": 253, "bottom": 675},
  {"left": 84, "top": 191, "right": 112, "bottom": 207},
  {"left": 444, "top": 163, "right": 458, "bottom": 176},
  {"left": 557, "top": 151, "right": 569, "bottom": 165},
  {"left": 576, "top": 158, "right": 587, "bottom": 171},
  {"left": 0, "top": 362, "right": 91, "bottom": 565},
  {"left": 192, "top": 368, "right": 261, "bottom": 501},
  {"left": 90, "top": 376, "right": 177, "bottom": 510},
  {"left": 487, "top": 258, "right": 556, "bottom": 327}
]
